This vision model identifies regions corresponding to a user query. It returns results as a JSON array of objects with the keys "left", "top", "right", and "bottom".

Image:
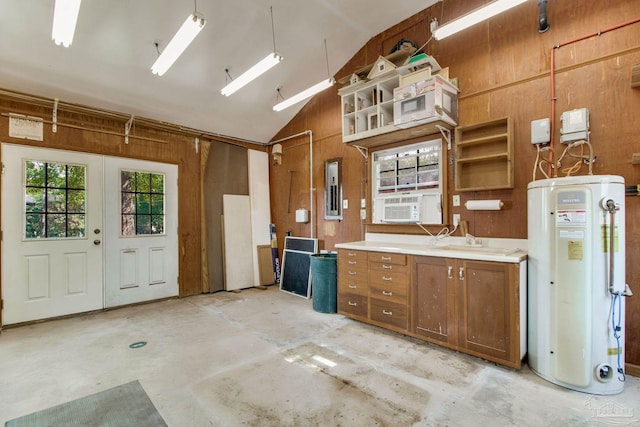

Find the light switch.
[
  {"left": 343, "top": 199, "right": 348, "bottom": 209},
  {"left": 453, "top": 195, "right": 460, "bottom": 207}
]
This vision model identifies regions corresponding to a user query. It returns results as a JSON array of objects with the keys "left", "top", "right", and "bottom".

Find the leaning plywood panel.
[
  {"left": 222, "top": 194, "right": 254, "bottom": 291},
  {"left": 249, "top": 150, "right": 271, "bottom": 287}
]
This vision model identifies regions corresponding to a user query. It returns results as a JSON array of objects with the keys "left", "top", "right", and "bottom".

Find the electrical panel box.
[
  {"left": 560, "top": 108, "right": 589, "bottom": 144},
  {"left": 531, "top": 118, "right": 550, "bottom": 145}
]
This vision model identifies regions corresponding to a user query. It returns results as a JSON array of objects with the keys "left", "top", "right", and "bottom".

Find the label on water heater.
[{"left": 556, "top": 209, "right": 587, "bottom": 226}]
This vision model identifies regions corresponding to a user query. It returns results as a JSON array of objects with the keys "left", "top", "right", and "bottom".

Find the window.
[
  {"left": 121, "top": 171, "right": 165, "bottom": 236},
  {"left": 373, "top": 139, "right": 443, "bottom": 196},
  {"left": 24, "top": 161, "right": 86, "bottom": 239}
]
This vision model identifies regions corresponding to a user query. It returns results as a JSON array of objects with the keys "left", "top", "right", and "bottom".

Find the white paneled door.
[
  {"left": 1, "top": 144, "right": 179, "bottom": 325},
  {"left": 103, "top": 157, "right": 178, "bottom": 307},
  {"left": 1, "top": 144, "right": 104, "bottom": 324}
]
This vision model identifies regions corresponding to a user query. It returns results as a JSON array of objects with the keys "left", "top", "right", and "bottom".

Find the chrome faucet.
[{"left": 465, "top": 233, "right": 482, "bottom": 246}]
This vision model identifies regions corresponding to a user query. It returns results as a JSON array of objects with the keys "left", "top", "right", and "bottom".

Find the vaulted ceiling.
[{"left": 0, "top": 1, "right": 438, "bottom": 144}]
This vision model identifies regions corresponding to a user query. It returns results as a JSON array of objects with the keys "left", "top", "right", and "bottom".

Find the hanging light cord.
[
  {"left": 271, "top": 6, "right": 277, "bottom": 54},
  {"left": 324, "top": 39, "right": 331, "bottom": 79}
]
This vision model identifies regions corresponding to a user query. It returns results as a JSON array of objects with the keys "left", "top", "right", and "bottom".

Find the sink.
[{"left": 436, "top": 245, "right": 520, "bottom": 256}]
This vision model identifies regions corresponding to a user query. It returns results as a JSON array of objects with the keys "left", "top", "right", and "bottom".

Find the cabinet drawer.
[
  {"left": 369, "top": 282, "right": 408, "bottom": 303},
  {"left": 338, "top": 293, "right": 368, "bottom": 318},
  {"left": 338, "top": 277, "right": 368, "bottom": 296},
  {"left": 370, "top": 299, "right": 408, "bottom": 330},
  {"left": 369, "top": 261, "right": 408, "bottom": 274},
  {"left": 368, "top": 252, "right": 406, "bottom": 265},
  {"left": 338, "top": 267, "right": 368, "bottom": 283},
  {"left": 338, "top": 258, "right": 368, "bottom": 274},
  {"left": 339, "top": 249, "right": 367, "bottom": 264},
  {"left": 369, "top": 270, "right": 409, "bottom": 287}
]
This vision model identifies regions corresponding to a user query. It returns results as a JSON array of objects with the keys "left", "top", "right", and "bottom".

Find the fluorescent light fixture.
[
  {"left": 151, "top": 13, "right": 206, "bottom": 76},
  {"left": 52, "top": 0, "right": 82, "bottom": 47},
  {"left": 221, "top": 53, "right": 283, "bottom": 96},
  {"left": 433, "top": 0, "right": 528, "bottom": 40},
  {"left": 273, "top": 78, "right": 335, "bottom": 112}
]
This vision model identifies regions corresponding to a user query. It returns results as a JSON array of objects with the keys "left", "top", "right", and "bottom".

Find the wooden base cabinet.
[
  {"left": 338, "top": 249, "right": 524, "bottom": 369},
  {"left": 413, "top": 256, "right": 523, "bottom": 368},
  {"left": 337, "top": 249, "right": 411, "bottom": 334},
  {"left": 337, "top": 249, "right": 369, "bottom": 321}
]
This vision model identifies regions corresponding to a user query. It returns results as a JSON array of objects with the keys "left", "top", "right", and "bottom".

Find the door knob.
[
  {"left": 94, "top": 240, "right": 101, "bottom": 245},
  {"left": 94, "top": 229, "right": 101, "bottom": 234}
]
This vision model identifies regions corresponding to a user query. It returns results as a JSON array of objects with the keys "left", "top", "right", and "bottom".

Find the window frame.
[{"left": 120, "top": 169, "right": 167, "bottom": 237}]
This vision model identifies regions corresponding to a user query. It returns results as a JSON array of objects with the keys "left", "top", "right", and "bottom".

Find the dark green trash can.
[{"left": 310, "top": 253, "right": 337, "bottom": 313}]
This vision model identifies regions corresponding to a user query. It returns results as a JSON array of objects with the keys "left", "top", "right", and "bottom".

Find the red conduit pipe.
[{"left": 548, "top": 16, "right": 640, "bottom": 177}]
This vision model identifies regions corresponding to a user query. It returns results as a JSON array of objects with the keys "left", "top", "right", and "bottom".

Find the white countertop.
[{"left": 335, "top": 233, "right": 528, "bottom": 263}]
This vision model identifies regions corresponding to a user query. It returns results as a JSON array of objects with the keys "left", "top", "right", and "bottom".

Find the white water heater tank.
[{"left": 527, "top": 175, "right": 628, "bottom": 395}]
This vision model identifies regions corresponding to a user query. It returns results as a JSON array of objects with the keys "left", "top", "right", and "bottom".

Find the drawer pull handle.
[
  {"left": 382, "top": 264, "right": 393, "bottom": 269},
  {"left": 382, "top": 310, "right": 393, "bottom": 316},
  {"left": 348, "top": 284, "right": 357, "bottom": 289},
  {"left": 382, "top": 290, "right": 393, "bottom": 296},
  {"left": 348, "top": 271, "right": 357, "bottom": 275},
  {"left": 348, "top": 301, "right": 357, "bottom": 306},
  {"left": 382, "top": 276, "right": 392, "bottom": 281},
  {"left": 348, "top": 252, "right": 357, "bottom": 257},
  {"left": 348, "top": 260, "right": 357, "bottom": 265},
  {"left": 381, "top": 256, "right": 392, "bottom": 261}
]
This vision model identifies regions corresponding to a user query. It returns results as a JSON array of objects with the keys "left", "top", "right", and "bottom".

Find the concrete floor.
[{"left": 1, "top": 286, "right": 639, "bottom": 426}]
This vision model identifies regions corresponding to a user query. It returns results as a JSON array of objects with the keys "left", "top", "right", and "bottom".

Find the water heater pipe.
[
  {"left": 605, "top": 199, "right": 617, "bottom": 295},
  {"left": 548, "top": 16, "right": 640, "bottom": 176}
]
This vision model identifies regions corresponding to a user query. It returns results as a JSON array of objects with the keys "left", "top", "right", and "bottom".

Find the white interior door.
[
  {"left": 1, "top": 144, "right": 104, "bottom": 325},
  {"left": 103, "top": 157, "right": 178, "bottom": 307}
]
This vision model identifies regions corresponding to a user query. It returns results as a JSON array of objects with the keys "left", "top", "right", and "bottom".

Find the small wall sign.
[{"left": 9, "top": 113, "right": 44, "bottom": 141}]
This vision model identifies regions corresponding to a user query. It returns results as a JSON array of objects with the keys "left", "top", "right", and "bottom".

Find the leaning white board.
[
  {"left": 222, "top": 194, "right": 255, "bottom": 291},
  {"left": 248, "top": 150, "right": 271, "bottom": 287}
]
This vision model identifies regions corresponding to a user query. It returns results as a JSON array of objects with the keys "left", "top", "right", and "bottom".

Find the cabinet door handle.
[
  {"left": 348, "top": 301, "right": 357, "bottom": 306},
  {"left": 381, "top": 256, "right": 392, "bottom": 261},
  {"left": 348, "top": 260, "right": 357, "bottom": 265},
  {"left": 459, "top": 267, "right": 465, "bottom": 281},
  {"left": 382, "top": 264, "right": 393, "bottom": 269},
  {"left": 382, "top": 290, "right": 393, "bottom": 296},
  {"left": 447, "top": 266, "right": 453, "bottom": 279},
  {"left": 382, "top": 310, "right": 393, "bottom": 316},
  {"left": 348, "top": 271, "right": 357, "bottom": 275},
  {"left": 382, "top": 276, "right": 392, "bottom": 281},
  {"left": 348, "top": 284, "right": 357, "bottom": 289}
]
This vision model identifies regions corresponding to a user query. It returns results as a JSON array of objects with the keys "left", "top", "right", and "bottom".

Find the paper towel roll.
[{"left": 464, "top": 200, "right": 503, "bottom": 210}]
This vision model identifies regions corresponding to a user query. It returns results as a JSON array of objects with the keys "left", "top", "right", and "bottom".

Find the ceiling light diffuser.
[
  {"left": 433, "top": 0, "right": 528, "bottom": 40},
  {"left": 273, "top": 78, "right": 335, "bottom": 112},
  {"left": 221, "top": 53, "right": 283, "bottom": 96},
  {"left": 52, "top": 0, "right": 82, "bottom": 47},
  {"left": 151, "top": 13, "right": 206, "bottom": 76}
]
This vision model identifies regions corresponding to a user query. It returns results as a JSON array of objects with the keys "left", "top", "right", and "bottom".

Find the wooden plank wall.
[{"left": 269, "top": 0, "right": 640, "bottom": 373}]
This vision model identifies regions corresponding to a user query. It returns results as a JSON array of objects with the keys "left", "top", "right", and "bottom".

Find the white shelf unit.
[{"left": 340, "top": 75, "right": 399, "bottom": 143}]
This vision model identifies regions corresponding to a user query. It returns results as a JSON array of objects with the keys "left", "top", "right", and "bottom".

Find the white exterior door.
[
  {"left": 1, "top": 144, "right": 104, "bottom": 324},
  {"left": 103, "top": 157, "right": 178, "bottom": 307}
]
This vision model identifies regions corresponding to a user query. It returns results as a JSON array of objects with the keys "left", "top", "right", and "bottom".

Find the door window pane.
[
  {"left": 24, "top": 161, "right": 86, "bottom": 239},
  {"left": 121, "top": 170, "right": 165, "bottom": 236}
]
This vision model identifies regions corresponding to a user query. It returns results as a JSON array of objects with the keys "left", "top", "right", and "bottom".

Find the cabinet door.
[
  {"left": 412, "top": 256, "right": 457, "bottom": 345},
  {"left": 457, "top": 260, "right": 517, "bottom": 362}
]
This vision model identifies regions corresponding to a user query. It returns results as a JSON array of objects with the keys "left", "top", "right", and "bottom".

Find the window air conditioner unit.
[{"left": 380, "top": 195, "right": 422, "bottom": 223}]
